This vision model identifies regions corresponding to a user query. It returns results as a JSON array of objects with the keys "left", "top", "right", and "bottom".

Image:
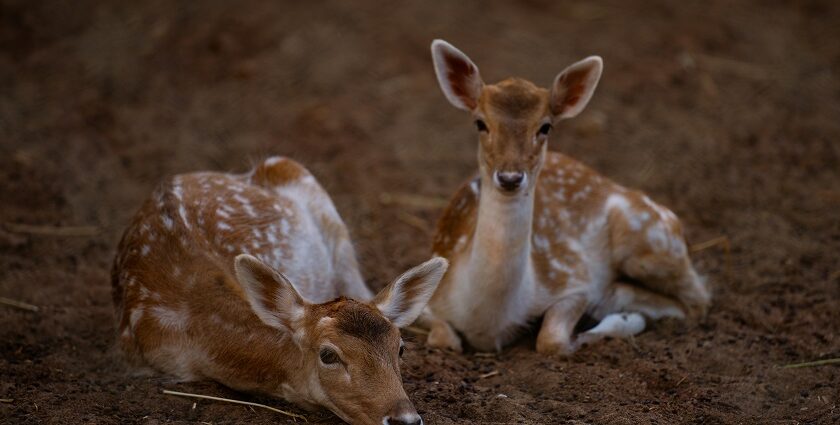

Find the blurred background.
[{"left": 1, "top": 0, "right": 838, "bottom": 423}]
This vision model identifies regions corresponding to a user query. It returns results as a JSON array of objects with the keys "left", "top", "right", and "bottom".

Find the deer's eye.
[
  {"left": 475, "top": 119, "right": 489, "bottom": 133},
  {"left": 398, "top": 343, "right": 405, "bottom": 358},
  {"left": 319, "top": 348, "right": 340, "bottom": 365},
  {"left": 537, "top": 123, "right": 552, "bottom": 136}
]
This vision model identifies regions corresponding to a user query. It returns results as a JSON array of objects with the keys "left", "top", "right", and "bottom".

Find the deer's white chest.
[{"left": 436, "top": 248, "right": 541, "bottom": 351}]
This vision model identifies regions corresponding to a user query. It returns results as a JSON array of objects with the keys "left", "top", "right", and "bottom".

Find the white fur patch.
[
  {"left": 264, "top": 156, "right": 283, "bottom": 167},
  {"left": 129, "top": 306, "right": 144, "bottom": 328},
  {"left": 577, "top": 312, "right": 645, "bottom": 347},
  {"left": 150, "top": 304, "right": 190, "bottom": 331}
]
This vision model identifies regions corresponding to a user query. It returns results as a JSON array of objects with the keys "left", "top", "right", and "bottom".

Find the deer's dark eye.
[
  {"left": 537, "top": 123, "right": 552, "bottom": 136},
  {"left": 319, "top": 348, "right": 340, "bottom": 365},
  {"left": 475, "top": 119, "right": 489, "bottom": 133},
  {"left": 398, "top": 344, "right": 405, "bottom": 358}
]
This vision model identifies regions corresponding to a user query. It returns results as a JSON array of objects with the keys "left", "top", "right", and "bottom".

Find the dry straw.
[
  {"left": 162, "top": 389, "right": 307, "bottom": 422},
  {"left": 0, "top": 297, "right": 39, "bottom": 312}
]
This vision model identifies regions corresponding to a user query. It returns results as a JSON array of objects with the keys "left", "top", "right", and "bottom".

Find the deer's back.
[{"left": 111, "top": 157, "right": 341, "bottom": 381}]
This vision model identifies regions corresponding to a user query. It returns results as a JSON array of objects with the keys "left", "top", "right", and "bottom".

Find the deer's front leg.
[
  {"left": 419, "top": 309, "right": 463, "bottom": 353},
  {"left": 536, "top": 292, "right": 588, "bottom": 355}
]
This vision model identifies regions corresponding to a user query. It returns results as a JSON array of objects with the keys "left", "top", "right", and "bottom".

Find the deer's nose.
[
  {"left": 384, "top": 400, "right": 422, "bottom": 425},
  {"left": 385, "top": 416, "right": 422, "bottom": 425},
  {"left": 494, "top": 171, "right": 526, "bottom": 192}
]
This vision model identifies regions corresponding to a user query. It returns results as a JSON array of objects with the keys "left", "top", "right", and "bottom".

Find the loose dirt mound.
[{"left": 1, "top": 0, "right": 838, "bottom": 423}]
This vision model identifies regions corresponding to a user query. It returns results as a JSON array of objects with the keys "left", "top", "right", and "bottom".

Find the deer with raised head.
[
  {"left": 112, "top": 156, "right": 447, "bottom": 425},
  {"left": 421, "top": 40, "right": 710, "bottom": 354}
]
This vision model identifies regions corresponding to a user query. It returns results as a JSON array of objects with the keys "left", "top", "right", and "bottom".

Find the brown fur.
[
  {"left": 112, "top": 157, "right": 433, "bottom": 424},
  {"left": 426, "top": 41, "right": 710, "bottom": 353}
]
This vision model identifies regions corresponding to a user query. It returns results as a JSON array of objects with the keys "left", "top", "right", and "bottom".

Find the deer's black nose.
[{"left": 495, "top": 171, "right": 525, "bottom": 191}]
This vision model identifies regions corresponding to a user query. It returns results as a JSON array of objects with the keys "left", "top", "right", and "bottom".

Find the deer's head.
[
  {"left": 431, "top": 39, "right": 603, "bottom": 196},
  {"left": 235, "top": 254, "right": 447, "bottom": 425}
]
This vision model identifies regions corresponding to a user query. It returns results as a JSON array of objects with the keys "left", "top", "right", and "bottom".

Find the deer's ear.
[
  {"left": 431, "top": 39, "right": 484, "bottom": 111},
  {"left": 235, "top": 254, "right": 308, "bottom": 331},
  {"left": 373, "top": 257, "right": 448, "bottom": 328},
  {"left": 550, "top": 56, "right": 603, "bottom": 119}
]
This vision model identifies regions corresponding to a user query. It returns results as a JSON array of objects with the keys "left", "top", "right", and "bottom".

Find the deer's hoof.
[{"left": 427, "top": 324, "right": 463, "bottom": 353}]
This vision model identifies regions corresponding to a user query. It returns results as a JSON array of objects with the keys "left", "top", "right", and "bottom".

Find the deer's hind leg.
[
  {"left": 607, "top": 193, "right": 711, "bottom": 318},
  {"left": 590, "top": 281, "right": 687, "bottom": 321}
]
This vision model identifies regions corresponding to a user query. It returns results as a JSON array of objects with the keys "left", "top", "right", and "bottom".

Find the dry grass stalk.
[
  {"left": 690, "top": 235, "right": 732, "bottom": 283},
  {"left": 0, "top": 296, "right": 39, "bottom": 312},
  {"left": 690, "top": 235, "right": 729, "bottom": 253},
  {"left": 402, "top": 326, "right": 429, "bottom": 336},
  {"left": 396, "top": 211, "right": 430, "bottom": 233},
  {"left": 4, "top": 222, "right": 99, "bottom": 237},
  {"left": 379, "top": 193, "right": 449, "bottom": 210},
  {"left": 162, "top": 389, "right": 307, "bottom": 422},
  {"left": 478, "top": 370, "right": 500, "bottom": 379},
  {"left": 781, "top": 358, "right": 840, "bottom": 369},
  {"left": 0, "top": 399, "right": 13, "bottom": 403}
]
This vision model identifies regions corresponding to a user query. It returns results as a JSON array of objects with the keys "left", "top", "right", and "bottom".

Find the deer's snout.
[
  {"left": 383, "top": 399, "right": 422, "bottom": 425},
  {"left": 494, "top": 171, "right": 526, "bottom": 192}
]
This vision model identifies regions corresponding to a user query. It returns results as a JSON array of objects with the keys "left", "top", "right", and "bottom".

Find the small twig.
[
  {"left": 4, "top": 222, "right": 99, "bottom": 237},
  {"left": 0, "top": 399, "right": 13, "bottom": 403},
  {"left": 162, "top": 390, "right": 307, "bottom": 422},
  {"left": 0, "top": 297, "right": 39, "bottom": 312},
  {"left": 675, "top": 376, "right": 687, "bottom": 387},
  {"left": 473, "top": 352, "right": 497, "bottom": 358},
  {"left": 690, "top": 235, "right": 732, "bottom": 284},
  {"left": 402, "top": 326, "right": 429, "bottom": 335},
  {"left": 479, "top": 370, "right": 500, "bottom": 379},
  {"left": 396, "top": 211, "right": 430, "bottom": 233},
  {"left": 690, "top": 235, "right": 729, "bottom": 253},
  {"left": 379, "top": 193, "right": 449, "bottom": 210},
  {"left": 781, "top": 358, "right": 840, "bottom": 369}
]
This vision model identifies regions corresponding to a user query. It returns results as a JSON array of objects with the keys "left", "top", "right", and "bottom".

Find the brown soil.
[{"left": 2, "top": 0, "right": 839, "bottom": 423}]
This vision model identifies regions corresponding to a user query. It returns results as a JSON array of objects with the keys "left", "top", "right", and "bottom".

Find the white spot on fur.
[
  {"left": 161, "top": 215, "right": 174, "bottom": 231},
  {"left": 534, "top": 235, "right": 550, "bottom": 252},
  {"left": 646, "top": 225, "right": 668, "bottom": 251},
  {"left": 150, "top": 304, "right": 190, "bottom": 331},
  {"left": 129, "top": 307, "right": 144, "bottom": 328},
  {"left": 469, "top": 179, "right": 479, "bottom": 194},
  {"left": 264, "top": 156, "right": 283, "bottom": 167}
]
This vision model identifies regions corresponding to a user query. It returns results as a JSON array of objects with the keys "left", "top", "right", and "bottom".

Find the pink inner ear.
[
  {"left": 554, "top": 68, "right": 592, "bottom": 115},
  {"left": 443, "top": 51, "right": 478, "bottom": 109}
]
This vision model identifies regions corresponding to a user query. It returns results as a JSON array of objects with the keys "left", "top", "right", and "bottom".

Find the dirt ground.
[{"left": 1, "top": 0, "right": 839, "bottom": 423}]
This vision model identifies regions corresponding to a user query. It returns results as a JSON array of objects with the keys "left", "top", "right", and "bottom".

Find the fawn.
[
  {"left": 421, "top": 40, "right": 711, "bottom": 354},
  {"left": 112, "top": 156, "right": 447, "bottom": 425}
]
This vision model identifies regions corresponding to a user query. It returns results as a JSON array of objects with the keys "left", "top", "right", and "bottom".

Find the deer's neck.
[{"left": 469, "top": 179, "right": 535, "bottom": 285}]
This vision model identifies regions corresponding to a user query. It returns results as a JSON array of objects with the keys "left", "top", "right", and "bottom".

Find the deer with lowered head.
[
  {"left": 420, "top": 40, "right": 711, "bottom": 354},
  {"left": 112, "top": 156, "right": 447, "bottom": 425}
]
